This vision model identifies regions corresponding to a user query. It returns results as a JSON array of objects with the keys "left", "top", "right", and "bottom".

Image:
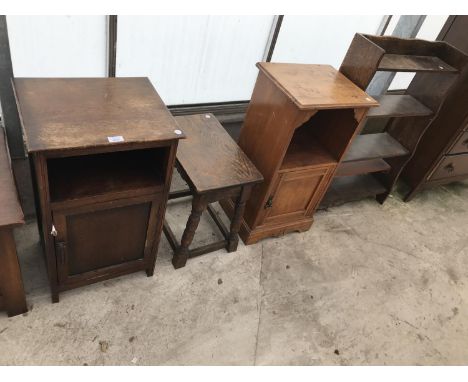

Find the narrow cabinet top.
[{"left": 256, "top": 62, "right": 378, "bottom": 110}]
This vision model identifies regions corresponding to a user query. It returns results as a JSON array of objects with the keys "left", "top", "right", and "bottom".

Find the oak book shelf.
[
  {"left": 401, "top": 16, "right": 468, "bottom": 201},
  {"left": 321, "top": 33, "right": 465, "bottom": 207}
]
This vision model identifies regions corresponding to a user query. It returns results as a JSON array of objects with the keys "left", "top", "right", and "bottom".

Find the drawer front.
[
  {"left": 449, "top": 131, "right": 468, "bottom": 155},
  {"left": 430, "top": 154, "right": 468, "bottom": 181}
]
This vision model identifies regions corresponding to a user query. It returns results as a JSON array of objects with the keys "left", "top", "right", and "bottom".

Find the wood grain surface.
[
  {"left": 0, "top": 128, "right": 24, "bottom": 227},
  {"left": 174, "top": 113, "right": 263, "bottom": 193},
  {"left": 13, "top": 77, "right": 183, "bottom": 153},
  {"left": 0, "top": 228, "right": 27, "bottom": 316},
  {"left": 257, "top": 62, "right": 378, "bottom": 110},
  {"left": 339, "top": 33, "right": 385, "bottom": 90}
]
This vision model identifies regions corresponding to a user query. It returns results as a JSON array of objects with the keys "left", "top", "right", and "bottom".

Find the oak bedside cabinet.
[
  {"left": 13, "top": 78, "right": 183, "bottom": 302},
  {"left": 221, "top": 63, "right": 378, "bottom": 244}
]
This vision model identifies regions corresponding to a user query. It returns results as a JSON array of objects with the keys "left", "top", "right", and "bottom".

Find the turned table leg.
[
  {"left": 0, "top": 228, "right": 27, "bottom": 317},
  {"left": 227, "top": 186, "right": 251, "bottom": 252},
  {"left": 172, "top": 195, "right": 207, "bottom": 269}
]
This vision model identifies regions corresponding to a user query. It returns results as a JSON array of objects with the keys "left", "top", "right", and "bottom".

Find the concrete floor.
[{"left": 1, "top": 178, "right": 468, "bottom": 365}]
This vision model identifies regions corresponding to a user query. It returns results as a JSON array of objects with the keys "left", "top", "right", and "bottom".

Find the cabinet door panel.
[
  {"left": 66, "top": 203, "right": 150, "bottom": 275},
  {"left": 53, "top": 196, "right": 159, "bottom": 285},
  {"left": 265, "top": 166, "right": 332, "bottom": 225}
]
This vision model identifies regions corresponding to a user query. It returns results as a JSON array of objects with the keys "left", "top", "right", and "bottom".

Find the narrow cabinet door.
[
  {"left": 263, "top": 166, "right": 333, "bottom": 226},
  {"left": 51, "top": 212, "right": 69, "bottom": 285},
  {"left": 51, "top": 195, "right": 161, "bottom": 287}
]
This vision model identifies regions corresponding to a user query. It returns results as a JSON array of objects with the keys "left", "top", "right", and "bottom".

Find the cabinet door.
[
  {"left": 264, "top": 166, "right": 332, "bottom": 226},
  {"left": 52, "top": 196, "right": 161, "bottom": 287}
]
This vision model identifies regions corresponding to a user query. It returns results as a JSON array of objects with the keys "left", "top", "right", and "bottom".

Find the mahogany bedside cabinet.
[
  {"left": 0, "top": 128, "right": 27, "bottom": 317},
  {"left": 13, "top": 77, "right": 184, "bottom": 302},
  {"left": 163, "top": 114, "right": 263, "bottom": 269}
]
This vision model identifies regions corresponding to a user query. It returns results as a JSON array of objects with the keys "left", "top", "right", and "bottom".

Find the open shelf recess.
[
  {"left": 48, "top": 148, "right": 166, "bottom": 204},
  {"left": 336, "top": 159, "right": 390, "bottom": 177},
  {"left": 281, "top": 134, "right": 337, "bottom": 171},
  {"left": 343, "top": 133, "right": 409, "bottom": 163},
  {"left": 366, "top": 95, "right": 433, "bottom": 119},
  {"left": 378, "top": 54, "right": 457, "bottom": 73}
]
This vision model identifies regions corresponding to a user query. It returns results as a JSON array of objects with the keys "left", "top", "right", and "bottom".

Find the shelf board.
[
  {"left": 343, "top": 133, "right": 409, "bottom": 163},
  {"left": 378, "top": 54, "right": 457, "bottom": 73},
  {"left": 320, "top": 174, "right": 386, "bottom": 208},
  {"left": 366, "top": 95, "right": 433, "bottom": 119},
  {"left": 280, "top": 135, "right": 337, "bottom": 171},
  {"left": 336, "top": 158, "right": 390, "bottom": 177}
]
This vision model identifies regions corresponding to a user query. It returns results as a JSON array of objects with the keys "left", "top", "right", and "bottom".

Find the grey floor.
[{"left": 1, "top": 177, "right": 468, "bottom": 365}]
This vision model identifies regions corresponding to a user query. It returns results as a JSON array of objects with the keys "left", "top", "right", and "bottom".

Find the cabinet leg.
[
  {"left": 51, "top": 292, "right": 59, "bottom": 304},
  {"left": 146, "top": 267, "right": 154, "bottom": 277},
  {"left": 403, "top": 186, "right": 419, "bottom": 202},
  {"left": 227, "top": 187, "right": 250, "bottom": 252},
  {"left": 375, "top": 191, "right": 389, "bottom": 205},
  {"left": 0, "top": 228, "right": 28, "bottom": 317},
  {"left": 172, "top": 196, "right": 206, "bottom": 269}
]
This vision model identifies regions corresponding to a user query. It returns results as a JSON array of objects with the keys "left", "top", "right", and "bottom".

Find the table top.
[
  {"left": 257, "top": 62, "right": 379, "bottom": 110},
  {"left": 0, "top": 129, "right": 24, "bottom": 228},
  {"left": 13, "top": 77, "right": 184, "bottom": 153},
  {"left": 174, "top": 114, "right": 263, "bottom": 194}
]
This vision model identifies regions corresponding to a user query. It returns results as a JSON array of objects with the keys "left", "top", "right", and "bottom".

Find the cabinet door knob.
[
  {"left": 463, "top": 138, "right": 468, "bottom": 148},
  {"left": 264, "top": 196, "right": 273, "bottom": 209},
  {"left": 50, "top": 225, "right": 58, "bottom": 237},
  {"left": 445, "top": 163, "right": 455, "bottom": 173}
]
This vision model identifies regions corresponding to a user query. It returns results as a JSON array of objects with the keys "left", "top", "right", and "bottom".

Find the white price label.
[{"left": 107, "top": 135, "right": 124, "bottom": 143}]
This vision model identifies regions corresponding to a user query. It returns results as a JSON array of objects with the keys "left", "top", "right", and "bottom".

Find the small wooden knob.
[{"left": 445, "top": 163, "right": 455, "bottom": 173}]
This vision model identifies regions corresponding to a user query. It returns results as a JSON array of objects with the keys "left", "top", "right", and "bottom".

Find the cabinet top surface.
[
  {"left": 0, "top": 129, "right": 24, "bottom": 227},
  {"left": 13, "top": 77, "right": 183, "bottom": 153},
  {"left": 257, "top": 62, "right": 378, "bottom": 109}
]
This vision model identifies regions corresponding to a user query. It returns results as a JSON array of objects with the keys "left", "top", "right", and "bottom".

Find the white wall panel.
[
  {"left": 271, "top": 16, "right": 384, "bottom": 68},
  {"left": 388, "top": 15, "right": 449, "bottom": 90},
  {"left": 417, "top": 15, "right": 449, "bottom": 40},
  {"left": 116, "top": 16, "right": 274, "bottom": 105},
  {"left": 7, "top": 16, "right": 107, "bottom": 77}
]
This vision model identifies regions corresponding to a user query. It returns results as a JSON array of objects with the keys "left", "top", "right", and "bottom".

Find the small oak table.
[{"left": 163, "top": 114, "right": 263, "bottom": 269}]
